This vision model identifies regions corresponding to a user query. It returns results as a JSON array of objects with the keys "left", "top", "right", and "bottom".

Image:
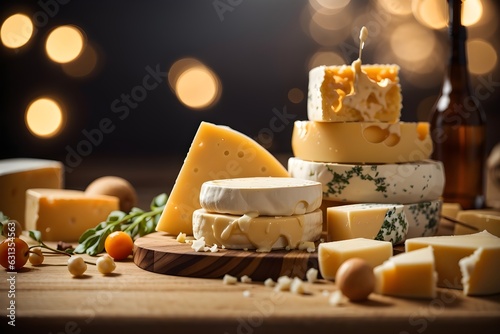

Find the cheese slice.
[
  {"left": 192, "top": 208, "right": 322, "bottom": 252},
  {"left": 405, "top": 230, "right": 500, "bottom": 290},
  {"left": 459, "top": 247, "right": 500, "bottom": 296},
  {"left": 291, "top": 121, "right": 432, "bottom": 164},
  {"left": 327, "top": 203, "right": 408, "bottom": 245},
  {"left": 308, "top": 64, "right": 401, "bottom": 123},
  {"left": 318, "top": 238, "right": 393, "bottom": 281},
  {"left": 25, "top": 189, "right": 119, "bottom": 242},
  {"left": 374, "top": 246, "right": 437, "bottom": 299},
  {"left": 155, "top": 122, "right": 289, "bottom": 236},
  {"left": 0, "top": 158, "right": 63, "bottom": 227},
  {"left": 454, "top": 209, "right": 500, "bottom": 237},
  {"left": 288, "top": 157, "right": 444, "bottom": 203},
  {"left": 199, "top": 177, "right": 322, "bottom": 216}
]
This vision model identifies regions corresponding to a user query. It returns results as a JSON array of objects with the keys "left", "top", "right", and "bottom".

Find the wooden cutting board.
[{"left": 133, "top": 232, "right": 321, "bottom": 281}]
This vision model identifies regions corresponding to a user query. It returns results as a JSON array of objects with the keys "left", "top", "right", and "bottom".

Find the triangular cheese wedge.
[{"left": 156, "top": 122, "right": 289, "bottom": 235}]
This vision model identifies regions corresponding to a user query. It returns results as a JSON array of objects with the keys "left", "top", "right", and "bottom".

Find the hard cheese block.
[
  {"left": 308, "top": 64, "right": 401, "bottom": 123},
  {"left": 288, "top": 157, "right": 444, "bottom": 203},
  {"left": 318, "top": 238, "right": 392, "bottom": 281},
  {"left": 454, "top": 209, "right": 500, "bottom": 237},
  {"left": 0, "top": 158, "right": 63, "bottom": 227},
  {"left": 327, "top": 203, "right": 408, "bottom": 245},
  {"left": 192, "top": 208, "right": 322, "bottom": 252},
  {"left": 155, "top": 122, "right": 289, "bottom": 236},
  {"left": 459, "top": 247, "right": 500, "bottom": 296},
  {"left": 291, "top": 121, "right": 433, "bottom": 164},
  {"left": 374, "top": 246, "right": 437, "bottom": 299},
  {"left": 25, "top": 189, "right": 119, "bottom": 241},
  {"left": 405, "top": 230, "right": 500, "bottom": 291},
  {"left": 199, "top": 177, "right": 322, "bottom": 216}
]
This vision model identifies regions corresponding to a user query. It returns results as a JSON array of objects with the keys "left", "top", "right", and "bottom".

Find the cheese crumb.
[
  {"left": 242, "top": 290, "right": 251, "bottom": 298},
  {"left": 274, "top": 275, "right": 292, "bottom": 291},
  {"left": 306, "top": 268, "right": 318, "bottom": 283},
  {"left": 222, "top": 274, "right": 238, "bottom": 285},
  {"left": 209, "top": 244, "right": 218, "bottom": 253},
  {"left": 240, "top": 275, "right": 252, "bottom": 283},
  {"left": 329, "top": 290, "right": 345, "bottom": 306},
  {"left": 290, "top": 277, "right": 307, "bottom": 294},
  {"left": 191, "top": 237, "right": 206, "bottom": 252},
  {"left": 299, "top": 241, "right": 316, "bottom": 253},
  {"left": 264, "top": 278, "right": 275, "bottom": 287},
  {"left": 176, "top": 232, "right": 186, "bottom": 243}
]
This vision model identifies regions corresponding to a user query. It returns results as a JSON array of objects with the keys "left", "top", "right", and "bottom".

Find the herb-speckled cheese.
[{"left": 405, "top": 200, "right": 442, "bottom": 238}]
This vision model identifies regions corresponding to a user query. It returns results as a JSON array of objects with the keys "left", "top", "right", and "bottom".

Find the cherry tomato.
[
  {"left": 0, "top": 237, "right": 30, "bottom": 270},
  {"left": 104, "top": 231, "right": 133, "bottom": 260}
]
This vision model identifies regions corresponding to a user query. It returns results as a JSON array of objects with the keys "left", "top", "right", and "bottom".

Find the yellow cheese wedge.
[
  {"left": 318, "top": 238, "right": 392, "bottom": 281},
  {"left": 25, "top": 189, "right": 119, "bottom": 241},
  {"left": 405, "top": 230, "right": 500, "bottom": 290},
  {"left": 374, "top": 246, "right": 437, "bottom": 299},
  {"left": 454, "top": 209, "right": 500, "bottom": 237},
  {"left": 0, "top": 158, "right": 63, "bottom": 227},
  {"left": 441, "top": 202, "right": 462, "bottom": 219},
  {"left": 291, "top": 121, "right": 433, "bottom": 164},
  {"left": 459, "top": 247, "right": 500, "bottom": 296},
  {"left": 155, "top": 122, "right": 289, "bottom": 236},
  {"left": 308, "top": 64, "right": 401, "bottom": 123}
]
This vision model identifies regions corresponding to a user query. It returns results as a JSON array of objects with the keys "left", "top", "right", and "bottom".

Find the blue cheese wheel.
[
  {"left": 404, "top": 200, "right": 442, "bottom": 239},
  {"left": 288, "top": 157, "right": 444, "bottom": 204}
]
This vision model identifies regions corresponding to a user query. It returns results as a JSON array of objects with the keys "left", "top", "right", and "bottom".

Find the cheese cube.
[
  {"left": 454, "top": 210, "right": 500, "bottom": 237},
  {"left": 318, "top": 238, "right": 392, "bottom": 281},
  {"left": 405, "top": 230, "right": 500, "bottom": 290},
  {"left": 25, "top": 189, "right": 119, "bottom": 241},
  {"left": 327, "top": 203, "right": 408, "bottom": 245},
  {"left": 374, "top": 246, "right": 437, "bottom": 299},
  {"left": 0, "top": 158, "right": 63, "bottom": 227}
]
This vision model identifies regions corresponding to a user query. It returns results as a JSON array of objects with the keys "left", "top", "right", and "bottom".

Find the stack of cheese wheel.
[
  {"left": 192, "top": 177, "right": 324, "bottom": 252},
  {"left": 288, "top": 27, "right": 445, "bottom": 245}
]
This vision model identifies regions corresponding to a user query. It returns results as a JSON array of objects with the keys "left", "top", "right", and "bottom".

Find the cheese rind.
[
  {"left": 25, "top": 189, "right": 119, "bottom": 242},
  {"left": 327, "top": 204, "right": 408, "bottom": 245},
  {"left": 374, "top": 246, "right": 437, "bottom": 299},
  {"left": 199, "top": 177, "right": 322, "bottom": 216},
  {"left": 155, "top": 122, "right": 290, "bottom": 236},
  {"left": 0, "top": 158, "right": 63, "bottom": 227},
  {"left": 192, "top": 209, "right": 322, "bottom": 252},
  {"left": 318, "top": 238, "right": 392, "bottom": 281},
  {"left": 454, "top": 210, "right": 500, "bottom": 237},
  {"left": 288, "top": 157, "right": 444, "bottom": 203},
  {"left": 308, "top": 64, "right": 402, "bottom": 123},
  {"left": 405, "top": 230, "right": 500, "bottom": 290},
  {"left": 291, "top": 121, "right": 432, "bottom": 164}
]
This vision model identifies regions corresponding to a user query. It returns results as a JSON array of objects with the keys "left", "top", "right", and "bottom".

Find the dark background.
[{"left": 1, "top": 0, "right": 499, "bottom": 168}]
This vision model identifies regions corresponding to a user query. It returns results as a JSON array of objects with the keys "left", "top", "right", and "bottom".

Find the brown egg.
[
  {"left": 335, "top": 257, "right": 375, "bottom": 302},
  {"left": 85, "top": 176, "right": 138, "bottom": 213}
]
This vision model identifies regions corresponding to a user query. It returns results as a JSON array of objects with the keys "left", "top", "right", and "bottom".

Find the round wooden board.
[{"left": 133, "top": 232, "right": 320, "bottom": 281}]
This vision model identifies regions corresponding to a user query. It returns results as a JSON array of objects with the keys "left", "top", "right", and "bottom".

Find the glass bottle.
[{"left": 429, "top": 0, "right": 487, "bottom": 209}]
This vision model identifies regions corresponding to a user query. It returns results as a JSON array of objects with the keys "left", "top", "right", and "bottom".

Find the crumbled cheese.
[
  {"left": 240, "top": 275, "right": 252, "bottom": 283},
  {"left": 328, "top": 290, "right": 344, "bottom": 306},
  {"left": 299, "top": 241, "right": 316, "bottom": 253},
  {"left": 290, "top": 277, "right": 307, "bottom": 295},
  {"left": 191, "top": 237, "right": 206, "bottom": 252},
  {"left": 242, "top": 290, "right": 251, "bottom": 298},
  {"left": 203, "top": 246, "right": 211, "bottom": 252},
  {"left": 306, "top": 268, "right": 318, "bottom": 283},
  {"left": 209, "top": 244, "right": 218, "bottom": 253},
  {"left": 264, "top": 278, "right": 275, "bottom": 287},
  {"left": 176, "top": 232, "right": 186, "bottom": 243},
  {"left": 222, "top": 274, "right": 238, "bottom": 285},
  {"left": 322, "top": 290, "right": 330, "bottom": 297},
  {"left": 274, "top": 275, "right": 292, "bottom": 291}
]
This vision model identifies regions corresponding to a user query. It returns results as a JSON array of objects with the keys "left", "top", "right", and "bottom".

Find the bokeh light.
[
  {"left": 412, "top": 0, "right": 484, "bottom": 29},
  {"left": 61, "top": 43, "right": 99, "bottom": 78},
  {"left": 468, "top": 39, "right": 497, "bottom": 75},
  {"left": 1, "top": 13, "right": 33, "bottom": 49},
  {"left": 308, "top": 50, "right": 345, "bottom": 69},
  {"left": 390, "top": 23, "right": 436, "bottom": 63},
  {"left": 25, "top": 98, "right": 64, "bottom": 138},
  {"left": 377, "top": 0, "right": 412, "bottom": 16},
  {"left": 288, "top": 88, "right": 305, "bottom": 104},
  {"left": 309, "top": 0, "right": 351, "bottom": 13},
  {"left": 45, "top": 25, "right": 85, "bottom": 63}
]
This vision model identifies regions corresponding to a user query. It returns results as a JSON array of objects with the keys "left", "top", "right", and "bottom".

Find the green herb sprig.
[{"left": 74, "top": 193, "right": 168, "bottom": 256}]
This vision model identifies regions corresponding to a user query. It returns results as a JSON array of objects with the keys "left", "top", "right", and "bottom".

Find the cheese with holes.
[
  {"left": 199, "top": 177, "right": 322, "bottom": 216},
  {"left": 374, "top": 246, "right": 437, "bottom": 299},
  {"left": 291, "top": 121, "right": 432, "bottom": 164},
  {"left": 288, "top": 157, "right": 444, "bottom": 203},
  {"left": 459, "top": 247, "right": 500, "bottom": 296},
  {"left": 454, "top": 209, "right": 500, "bottom": 237},
  {"left": 25, "top": 189, "right": 119, "bottom": 242},
  {"left": 0, "top": 158, "right": 63, "bottom": 227},
  {"left": 308, "top": 64, "right": 401, "bottom": 123},
  {"left": 405, "top": 230, "right": 500, "bottom": 290},
  {"left": 192, "top": 209, "right": 322, "bottom": 252},
  {"left": 327, "top": 203, "right": 408, "bottom": 245},
  {"left": 318, "top": 238, "right": 392, "bottom": 281},
  {"left": 155, "top": 122, "right": 289, "bottom": 235}
]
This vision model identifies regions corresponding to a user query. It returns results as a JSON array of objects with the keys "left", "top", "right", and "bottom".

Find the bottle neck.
[{"left": 446, "top": 0, "right": 471, "bottom": 90}]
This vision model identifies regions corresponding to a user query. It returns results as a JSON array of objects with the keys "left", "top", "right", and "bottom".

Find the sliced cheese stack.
[
  {"left": 288, "top": 26, "right": 444, "bottom": 242},
  {"left": 193, "top": 177, "right": 323, "bottom": 252}
]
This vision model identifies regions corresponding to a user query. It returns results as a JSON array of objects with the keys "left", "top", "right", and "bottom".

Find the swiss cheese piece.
[
  {"left": 318, "top": 238, "right": 392, "bottom": 281},
  {"left": 459, "top": 247, "right": 500, "bottom": 296},
  {"left": 327, "top": 203, "right": 408, "bottom": 245},
  {"left": 199, "top": 177, "right": 322, "bottom": 216},
  {"left": 308, "top": 64, "right": 401, "bottom": 123},
  {"left": 0, "top": 158, "right": 63, "bottom": 227},
  {"left": 291, "top": 121, "right": 432, "bottom": 164},
  {"left": 288, "top": 157, "right": 444, "bottom": 203},
  {"left": 25, "top": 189, "right": 119, "bottom": 242},
  {"left": 454, "top": 209, "right": 500, "bottom": 237},
  {"left": 192, "top": 209, "right": 322, "bottom": 252},
  {"left": 405, "top": 230, "right": 500, "bottom": 290},
  {"left": 374, "top": 246, "right": 437, "bottom": 299},
  {"left": 155, "top": 122, "right": 289, "bottom": 236}
]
